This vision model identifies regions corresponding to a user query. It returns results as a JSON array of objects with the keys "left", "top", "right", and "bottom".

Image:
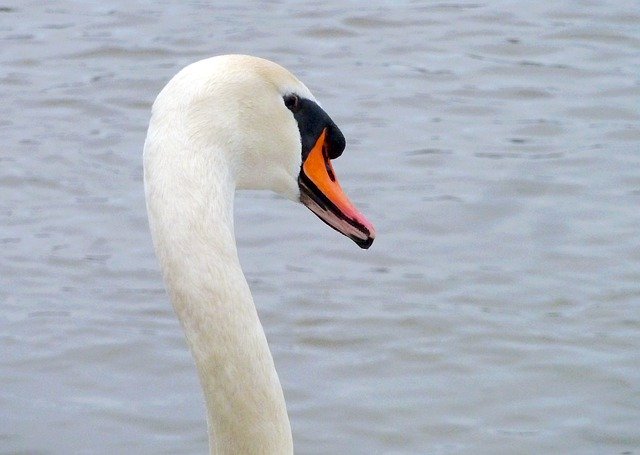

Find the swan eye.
[{"left": 283, "top": 94, "right": 301, "bottom": 112}]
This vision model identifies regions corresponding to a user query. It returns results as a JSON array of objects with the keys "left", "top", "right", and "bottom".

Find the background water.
[{"left": 1, "top": 1, "right": 639, "bottom": 454}]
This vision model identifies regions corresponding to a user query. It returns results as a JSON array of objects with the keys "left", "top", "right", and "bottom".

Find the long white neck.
[{"left": 144, "top": 121, "right": 293, "bottom": 454}]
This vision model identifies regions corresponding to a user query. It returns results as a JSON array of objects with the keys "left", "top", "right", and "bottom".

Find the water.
[{"left": 1, "top": 1, "right": 639, "bottom": 453}]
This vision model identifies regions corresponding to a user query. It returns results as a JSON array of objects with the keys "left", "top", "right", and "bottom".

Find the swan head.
[{"left": 150, "top": 54, "right": 375, "bottom": 249}]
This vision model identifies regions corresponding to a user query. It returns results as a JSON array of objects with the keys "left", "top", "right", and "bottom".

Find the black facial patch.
[{"left": 283, "top": 95, "right": 346, "bottom": 162}]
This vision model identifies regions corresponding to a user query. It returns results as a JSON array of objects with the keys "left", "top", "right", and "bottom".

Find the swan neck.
[{"left": 144, "top": 136, "right": 293, "bottom": 454}]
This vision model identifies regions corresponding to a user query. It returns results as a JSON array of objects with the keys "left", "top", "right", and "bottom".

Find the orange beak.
[{"left": 299, "top": 129, "right": 375, "bottom": 249}]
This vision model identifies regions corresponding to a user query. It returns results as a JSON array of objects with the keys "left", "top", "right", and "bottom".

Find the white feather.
[{"left": 144, "top": 55, "right": 315, "bottom": 454}]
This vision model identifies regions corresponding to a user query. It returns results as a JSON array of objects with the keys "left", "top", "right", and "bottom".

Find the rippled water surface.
[{"left": 2, "top": 1, "right": 639, "bottom": 454}]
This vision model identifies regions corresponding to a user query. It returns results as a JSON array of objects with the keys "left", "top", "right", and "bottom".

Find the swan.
[{"left": 143, "top": 54, "right": 375, "bottom": 454}]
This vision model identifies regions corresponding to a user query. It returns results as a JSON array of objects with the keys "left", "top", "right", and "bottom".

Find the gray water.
[{"left": 1, "top": 1, "right": 639, "bottom": 454}]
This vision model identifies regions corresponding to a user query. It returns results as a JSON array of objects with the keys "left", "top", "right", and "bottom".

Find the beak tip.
[
  {"left": 358, "top": 237, "right": 375, "bottom": 249},
  {"left": 353, "top": 228, "right": 375, "bottom": 249}
]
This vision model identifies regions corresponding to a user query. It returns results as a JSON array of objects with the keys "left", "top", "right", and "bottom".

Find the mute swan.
[{"left": 143, "top": 54, "right": 375, "bottom": 454}]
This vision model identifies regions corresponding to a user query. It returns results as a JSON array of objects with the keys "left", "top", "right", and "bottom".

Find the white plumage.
[{"left": 144, "top": 54, "right": 374, "bottom": 454}]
